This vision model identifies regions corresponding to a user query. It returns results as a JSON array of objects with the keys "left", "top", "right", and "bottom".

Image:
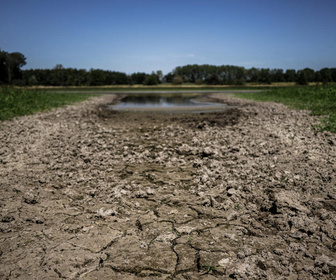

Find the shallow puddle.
[{"left": 109, "top": 92, "right": 230, "bottom": 113}]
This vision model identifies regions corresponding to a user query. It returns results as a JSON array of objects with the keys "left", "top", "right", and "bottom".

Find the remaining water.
[{"left": 111, "top": 92, "right": 226, "bottom": 111}]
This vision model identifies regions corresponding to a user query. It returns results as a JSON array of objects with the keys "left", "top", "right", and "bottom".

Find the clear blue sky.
[{"left": 1, "top": 0, "right": 336, "bottom": 74}]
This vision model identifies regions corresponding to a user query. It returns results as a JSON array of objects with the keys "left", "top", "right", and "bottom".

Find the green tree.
[
  {"left": 205, "top": 73, "right": 221, "bottom": 85},
  {"left": 1, "top": 51, "right": 26, "bottom": 84},
  {"left": 145, "top": 72, "right": 159, "bottom": 85},
  {"left": 163, "top": 72, "right": 174, "bottom": 83},
  {"left": 156, "top": 70, "right": 163, "bottom": 83},
  {"left": 302, "top": 68, "right": 315, "bottom": 83},
  {"left": 0, "top": 49, "right": 7, "bottom": 83},
  {"left": 314, "top": 71, "right": 321, "bottom": 83},
  {"left": 270, "top": 69, "right": 284, "bottom": 83},
  {"left": 89, "top": 69, "right": 106, "bottom": 85},
  {"left": 235, "top": 66, "right": 246, "bottom": 85},
  {"left": 296, "top": 70, "right": 308, "bottom": 85},
  {"left": 6, "top": 52, "right": 26, "bottom": 84},
  {"left": 51, "top": 64, "right": 66, "bottom": 86},
  {"left": 246, "top": 67, "right": 260, "bottom": 83},
  {"left": 319, "top": 68, "right": 332, "bottom": 84},
  {"left": 284, "top": 69, "right": 296, "bottom": 82},
  {"left": 330, "top": 68, "right": 336, "bottom": 82},
  {"left": 259, "top": 68, "right": 271, "bottom": 84},
  {"left": 130, "top": 72, "right": 148, "bottom": 84}
]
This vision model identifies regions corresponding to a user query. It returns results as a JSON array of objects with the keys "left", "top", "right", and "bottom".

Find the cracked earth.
[{"left": 1, "top": 93, "right": 336, "bottom": 279}]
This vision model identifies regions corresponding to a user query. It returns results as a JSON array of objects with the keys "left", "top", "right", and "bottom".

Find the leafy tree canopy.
[{"left": 0, "top": 49, "right": 26, "bottom": 84}]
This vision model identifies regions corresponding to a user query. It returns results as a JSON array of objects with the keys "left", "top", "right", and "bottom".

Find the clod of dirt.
[{"left": 0, "top": 94, "right": 335, "bottom": 279}]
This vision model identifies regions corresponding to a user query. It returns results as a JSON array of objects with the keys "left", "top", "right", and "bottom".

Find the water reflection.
[
  {"left": 114, "top": 93, "right": 218, "bottom": 108},
  {"left": 109, "top": 92, "right": 231, "bottom": 113}
]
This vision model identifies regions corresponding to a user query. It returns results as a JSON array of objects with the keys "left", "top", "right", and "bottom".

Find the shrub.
[
  {"left": 145, "top": 74, "right": 159, "bottom": 85},
  {"left": 195, "top": 78, "right": 204, "bottom": 85},
  {"left": 172, "top": 76, "right": 183, "bottom": 85}
]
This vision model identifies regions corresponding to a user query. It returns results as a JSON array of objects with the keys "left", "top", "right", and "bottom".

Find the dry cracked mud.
[{"left": 1, "top": 93, "right": 336, "bottom": 280}]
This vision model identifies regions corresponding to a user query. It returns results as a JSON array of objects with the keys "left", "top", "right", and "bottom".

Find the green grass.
[
  {"left": 233, "top": 85, "right": 336, "bottom": 132},
  {"left": 0, "top": 87, "right": 99, "bottom": 121},
  {"left": 201, "top": 264, "right": 220, "bottom": 274}
]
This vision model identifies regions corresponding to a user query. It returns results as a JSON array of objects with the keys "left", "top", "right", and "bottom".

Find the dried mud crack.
[{"left": 1, "top": 94, "right": 336, "bottom": 279}]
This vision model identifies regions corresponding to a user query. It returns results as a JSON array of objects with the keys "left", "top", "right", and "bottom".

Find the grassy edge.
[
  {"left": 0, "top": 87, "right": 100, "bottom": 121},
  {"left": 232, "top": 85, "right": 336, "bottom": 133},
  {"left": 3, "top": 85, "right": 335, "bottom": 133}
]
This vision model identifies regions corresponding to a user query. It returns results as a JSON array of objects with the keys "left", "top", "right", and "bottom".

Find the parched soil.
[{"left": 1, "top": 94, "right": 336, "bottom": 280}]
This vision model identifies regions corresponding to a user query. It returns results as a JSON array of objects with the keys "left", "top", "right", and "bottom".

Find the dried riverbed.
[{"left": 1, "top": 94, "right": 336, "bottom": 279}]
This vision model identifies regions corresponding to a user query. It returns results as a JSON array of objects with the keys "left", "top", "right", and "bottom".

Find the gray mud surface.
[{"left": 1, "top": 94, "right": 336, "bottom": 279}]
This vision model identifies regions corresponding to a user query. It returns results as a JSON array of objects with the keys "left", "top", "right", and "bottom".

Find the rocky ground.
[{"left": 0, "top": 93, "right": 335, "bottom": 280}]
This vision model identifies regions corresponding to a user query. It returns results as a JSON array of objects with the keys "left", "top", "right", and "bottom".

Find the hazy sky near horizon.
[{"left": 1, "top": 0, "right": 336, "bottom": 74}]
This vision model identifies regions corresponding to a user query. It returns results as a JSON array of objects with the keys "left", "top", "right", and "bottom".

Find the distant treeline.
[
  {"left": 21, "top": 66, "right": 163, "bottom": 87},
  {"left": 1, "top": 49, "right": 336, "bottom": 86},
  {"left": 19, "top": 65, "right": 336, "bottom": 86},
  {"left": 172, "top": 65, "right": 336, "bottom": 85}
]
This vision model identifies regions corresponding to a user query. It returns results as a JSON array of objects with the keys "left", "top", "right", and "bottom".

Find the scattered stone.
[
  {"left": 218, "top": 258, "right": 230, "bottom": 267},
  {"left": 227, "top": 188, "right": 237, "bottom": 196},
  {"left": 97, "top": 207, "right": 116, "bottom": 218},
  {"left": 23, "top": 191, "right": 38, "bottom": 204}
]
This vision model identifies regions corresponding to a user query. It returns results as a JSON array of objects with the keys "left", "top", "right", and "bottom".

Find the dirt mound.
[{"left": 1, "top": 94, "right": 335, "bottom": 279}]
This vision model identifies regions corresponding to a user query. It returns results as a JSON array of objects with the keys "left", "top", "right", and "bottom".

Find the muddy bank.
[{"left": 0, "top": 94, "right": 335, "bottom": 279}]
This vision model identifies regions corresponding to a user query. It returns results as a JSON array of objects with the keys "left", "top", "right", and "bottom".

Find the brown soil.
[{"left": 1, "top": 94, "right": 335, "bottom": 279}]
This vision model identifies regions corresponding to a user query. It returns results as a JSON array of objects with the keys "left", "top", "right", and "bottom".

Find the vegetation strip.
[
  {"left": 0, "top": 87, "right": 98, "bottom": 121},
  {"left": 233, "top": 85, "right": 336, "bottom": 132},
  {"left": 2, "top": 85, "right": 336, "bottom": 133}
]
